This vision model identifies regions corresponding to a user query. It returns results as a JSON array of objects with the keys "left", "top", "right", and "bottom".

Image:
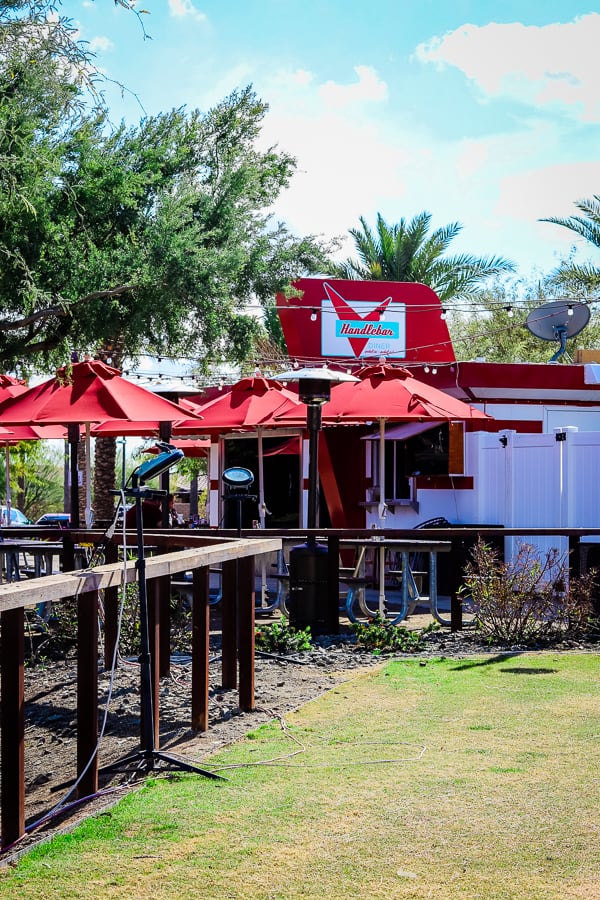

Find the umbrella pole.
[
  {"left": 257, "top": 427, "right": 268, "bottom": 604},
  {"left": 85, "top": 423, "right": 92, "bottom": 528},
  {"left": 4, "top": 445, "right": 10, "bottom": 512},
  {"left": 378, "top": 419, "right": 387, "bottom": 615},
  {"left": 68, "top": 425, "right": 80, "bottom": 529}
]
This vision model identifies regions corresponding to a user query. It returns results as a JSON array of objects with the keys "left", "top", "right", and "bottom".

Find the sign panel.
[
  {"left": 277, "top": 278, "right": 456, "bottom": 365},
  {"left": 321, "top": 282, "right": 406, "bottom": 358}
]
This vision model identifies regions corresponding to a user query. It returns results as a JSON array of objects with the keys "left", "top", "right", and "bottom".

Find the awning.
[{"left": 362, "top": 421, "right": 442, "bottom": 442}]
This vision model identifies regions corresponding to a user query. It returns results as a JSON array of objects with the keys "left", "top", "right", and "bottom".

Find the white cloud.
[
  {"left": 89, "top": 36, "right": 114, "bottom": 53},
  {"left": 168, "top": 0, "right": 207, "bottom": 23},
  {"left": 319, "top": 65, "right": 388, "bottom": 107},
  {"left": 416, "top": 14, "right": 600, "bottom": 122}
]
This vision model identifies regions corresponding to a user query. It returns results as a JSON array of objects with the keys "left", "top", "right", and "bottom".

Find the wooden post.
[
  {"left": 449, "top": 536, "right": 463, "bottom": 632},
  {"left": 77, "top": 590, "right": 99, "bottom": 798},
  {"left": 103, "top": 542, "right": 119, "bottom": 670},
  {"left": 221, "top": 559, "right": 237, "bottom": 690},
  {"left": 327, "top": 534, "right": 340, "bottom": 634},
  {"left": 1, "top": 607, "right": 25, "bottom": 847},
  {"left": 147, "top": 578, "right": 161, "bottom": 749},
  {"left": 158, "top": 572, "right": 171, "bottom": 678},
  {"left": 191, "top": 566, "right": 210, "bottom": 732},
  {"left": 237, "top": 555, "right": 255, "bottom": 712}
]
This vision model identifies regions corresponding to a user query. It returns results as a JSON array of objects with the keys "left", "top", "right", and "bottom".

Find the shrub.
[
  {"left": 255, "top": 620, "right": 312, "bottom": 654},
  {"left": 351, "top": 614, "right": 438, "bottom": 654},
  {"left": 463, "top": 539, "right": 598, "bottom": 645}
]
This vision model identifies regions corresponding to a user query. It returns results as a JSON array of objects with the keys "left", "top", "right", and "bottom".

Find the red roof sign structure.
[{"left": 277, "top": 278, "right": 456, "bottom": 365}]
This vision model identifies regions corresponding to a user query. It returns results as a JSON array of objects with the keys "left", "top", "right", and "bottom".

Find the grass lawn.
[{"left": 1, "top": 652, "right": 598, "bottom": 899}]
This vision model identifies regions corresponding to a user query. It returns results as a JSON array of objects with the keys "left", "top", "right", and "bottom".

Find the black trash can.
[{"left": 288, "top": 541, "right": 338, "bottom": 636}]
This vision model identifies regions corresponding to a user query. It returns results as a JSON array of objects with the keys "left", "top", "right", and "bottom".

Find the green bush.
[
  {"left": 255, "top": 620, "right": 312, "bottom": 653},
  {"left": 351, "top": 614, "right": 438, "bottom": 654},
  {"left": 463, "top": 539, "right": 599, "bottom": 645}
]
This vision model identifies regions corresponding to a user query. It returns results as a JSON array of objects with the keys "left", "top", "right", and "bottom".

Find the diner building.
[{"left": 270, "top": 278, "right": 600, "bottom": 558}]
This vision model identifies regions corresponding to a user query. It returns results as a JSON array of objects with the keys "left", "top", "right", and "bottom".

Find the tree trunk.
[
  {"left": 93, "top": 437, "right": 117, "bottom": 524},
  {"left": 92, "top": 345, "right": 122, "bottom": 525}
]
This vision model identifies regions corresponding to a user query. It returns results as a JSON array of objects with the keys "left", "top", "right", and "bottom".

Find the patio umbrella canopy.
[
  {"left": 275, "top": 362, "right": 489, "bottom": 523},
  {"left": 193, "top": 375, "right": 304, "bottom": 527},
  {"left": 0, "top": 359, "right": 203, "bottom": 527}
]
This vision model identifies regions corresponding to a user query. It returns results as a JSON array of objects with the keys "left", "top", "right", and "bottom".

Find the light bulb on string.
[
  {"left": 568, "top": 305, "right": 574, "bottom": 316},
  {"left": 310, "top": 309, "right": 317, "bottom": 322}
]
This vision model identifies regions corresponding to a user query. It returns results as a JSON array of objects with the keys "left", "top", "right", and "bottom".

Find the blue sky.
[{"left": 63, "top": 1, "right": 600, "bottom": 284}]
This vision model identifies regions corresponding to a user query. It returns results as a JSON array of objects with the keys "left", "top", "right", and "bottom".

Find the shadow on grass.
[
  {"left": 450, "top": 652, "right": 523, "bottom": 671},
  {"left": 499, "top": 667, "right": 558, "bottom": 675},
  {"left": 451, "top": 654, "right": 558, "bottom": 675}
]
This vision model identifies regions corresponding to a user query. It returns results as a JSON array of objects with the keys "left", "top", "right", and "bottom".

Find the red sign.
[{"left": 277, "top": 278, "right": 456, "bottom": 365}]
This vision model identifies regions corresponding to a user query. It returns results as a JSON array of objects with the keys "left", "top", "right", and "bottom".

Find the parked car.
[
  {"left": 35, "top": 513, "right": 71, "bottom": 527},
  {"left": 0, "top": 506, "right": 31, "bottom": 525}
]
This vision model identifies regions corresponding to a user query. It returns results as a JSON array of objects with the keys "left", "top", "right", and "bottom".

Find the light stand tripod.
[{"left": 102, "top": 447, "right": 221, "bottom": 781}]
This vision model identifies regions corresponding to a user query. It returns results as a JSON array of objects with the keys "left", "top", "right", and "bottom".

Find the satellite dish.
[{"left": 525, "top": 300, "right": 590, "bottom": 362}]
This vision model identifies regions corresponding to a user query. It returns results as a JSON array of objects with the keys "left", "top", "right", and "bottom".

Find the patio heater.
[
  {"left": 276, "top": 366, "right": 359, "bottom": 634},
  {"left": 104, "top": 444, "right": 221, "bottom": 780}
]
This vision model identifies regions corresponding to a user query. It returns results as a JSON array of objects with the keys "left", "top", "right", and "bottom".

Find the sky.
[{"left": 61, "top": 0, "right": 600, "bottom": 286}]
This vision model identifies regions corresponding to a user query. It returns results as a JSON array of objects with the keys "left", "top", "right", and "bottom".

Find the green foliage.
[
  {"left": 0, "top": 12, "right": 332, "bottom": 374},
  {"left": 541, "top": 195, "right": 600, "bottom": 297},
  {"left": 351, "top": 613, "right": 439, "bottom": 653},
  {"left": 255, "top": 620, "right": 312, "bottom": 653},
  {"left": 448, "top": 277, "right": 600, "bottom": 362},
  {"left": 463, "top": 539, "right": 599, "bottom": 645},
  {"left": 1, "top": 441, "right": 63, "bottom": 521},
  {"left": 329, "top": 211, "right": 514, "bottom": 303}
]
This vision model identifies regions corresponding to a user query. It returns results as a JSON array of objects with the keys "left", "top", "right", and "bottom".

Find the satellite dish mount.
[{"left": 525, "top": 300, "right": 590, "bottom": 362}]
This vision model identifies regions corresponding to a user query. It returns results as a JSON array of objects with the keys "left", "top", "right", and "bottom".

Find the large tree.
[
  {"left": 541, "top": 196, "right": 600, "bottom": 296},
  {"left": 0, "top": 76, "right": 330, "bottom": 373},
  {"left": 0, "top": 6, "right": 332, "bottom": 518},
  {"left": 329, "top": 212, "right": 514, "bottom": 302}
]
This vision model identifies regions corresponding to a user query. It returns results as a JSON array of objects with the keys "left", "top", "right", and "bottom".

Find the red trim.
[{"left": 465, "top": 419, "right": 543, "bottom": 433}]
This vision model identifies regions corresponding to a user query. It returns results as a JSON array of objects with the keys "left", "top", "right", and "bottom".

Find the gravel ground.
[{"left": 3, "top": 614, "right": 597, "bottom": 861}]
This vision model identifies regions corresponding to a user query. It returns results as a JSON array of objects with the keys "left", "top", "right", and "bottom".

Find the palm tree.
[
  {"left": 329, "top": 212, "right": 514, "bottom": 303},
  {"left": 541, "top": 196, "right": 600, "bottom": 295}
]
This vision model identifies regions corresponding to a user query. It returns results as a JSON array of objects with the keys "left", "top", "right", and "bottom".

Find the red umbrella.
[
  {"left": 193, "top": 376, "right": 301, "bottom": 432},
  {"left": 193, "top": 375, "right": 304, "bottom": 526},
  {"left": 0, "top": 359, "right": 203, "bottom": 526},
  {"left": 276, "top": 362, "right": 489, "bottom": 522}
]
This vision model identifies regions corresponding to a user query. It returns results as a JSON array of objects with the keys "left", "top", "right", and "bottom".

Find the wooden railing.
[
  {"left": 2, "top": 522, "right": 598, "bottom": 849},
  {"left": 0, "top": 534, "right": 281, "bottom": 848}
]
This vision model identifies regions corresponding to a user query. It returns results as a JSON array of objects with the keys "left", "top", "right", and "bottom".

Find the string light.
[
  {"left": 423, "top": 365, "right": 430, "bottom": 373},
  {"left": 310, "top": 309, "right": 317, "bottom": 322},
  {"left": 505, "top": 306, "right": 514, "bottom": 318},
  {"left": 432, "top": 367, "right": 438, "bottom": 374},
  {"left": 568, "top": 304, "right": 574, "bottom": 316},
  {"left": 440, "top": 309, "right": 447, "bottom": 320}
]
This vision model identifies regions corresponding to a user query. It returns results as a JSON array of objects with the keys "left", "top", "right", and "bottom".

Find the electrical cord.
[{"left": 188, "top": 707, "right": 428, "bottom": 775}]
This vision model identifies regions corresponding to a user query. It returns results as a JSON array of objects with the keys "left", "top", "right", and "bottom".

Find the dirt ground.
[{"left": 3, "top": 609, "right": 597, "bottom": 861}]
